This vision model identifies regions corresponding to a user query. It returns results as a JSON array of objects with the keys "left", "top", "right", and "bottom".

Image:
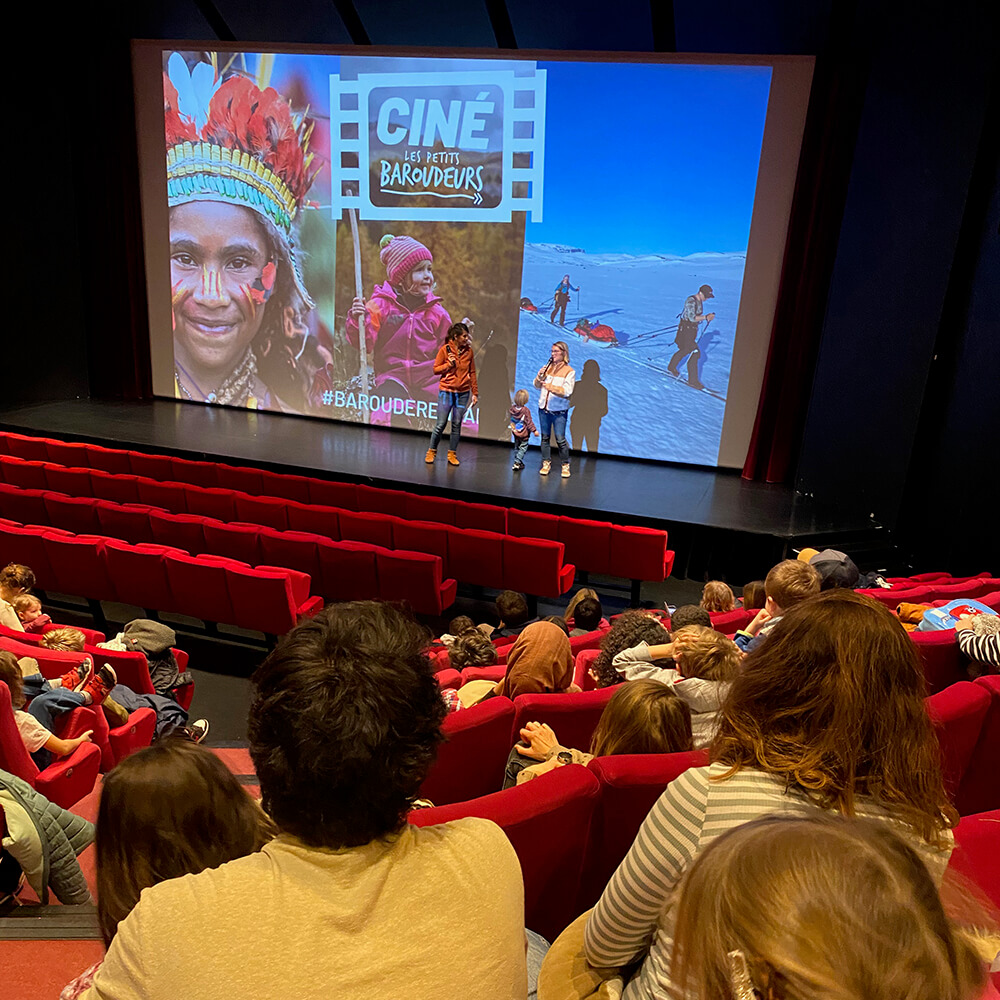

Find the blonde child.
[
  {"left": 508, "top": 388, "right": 539, "bottom": 471},
  {"left": 699, "top": 580, "right": 736, "bottom": 613},
  {"left": 12, "top": 594, "right": 52, "bottom": 634},
  {"left": 612, "top": 624, "right": 741, "bottom": 747}
]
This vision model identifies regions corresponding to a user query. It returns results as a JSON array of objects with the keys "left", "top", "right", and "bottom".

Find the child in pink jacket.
[{"left": 347, "top": 234, "right": 452, "bottom": 421}]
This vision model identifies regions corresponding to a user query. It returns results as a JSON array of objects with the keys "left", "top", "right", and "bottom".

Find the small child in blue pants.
[{"left": 508, "top": 389, "right": 539, "bottom": 471}]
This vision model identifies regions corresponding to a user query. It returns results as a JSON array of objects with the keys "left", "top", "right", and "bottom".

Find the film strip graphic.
[{"left": 330, "top": 67, "right": 546, "bottom": 223}]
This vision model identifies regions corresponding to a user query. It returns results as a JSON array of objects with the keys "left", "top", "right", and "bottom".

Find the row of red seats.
[
  {"left": 857, "top": 576, "right": 1000, "bottom": 608},
  {"left": 0, "top": 518, "right": 321, "bottom": 638},
  {"left": 0, "top": 463, "right": 576, "bottom": 599},
  {"left": 410, "top": 678, "right": 1000, "bottom": 941},
  {"left": 0, "top": 485, "right": 457, "bottom": 616},
  {"left": 418, "top": 677, "right": 1000, "bottom": 818},
  {"left": 0, "top": 431, "right": 675, "bottom": 586}
]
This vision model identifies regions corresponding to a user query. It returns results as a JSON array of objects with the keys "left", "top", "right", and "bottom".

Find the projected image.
[{"left": 153, "top": 49, "right": 772, "bottom": 466}]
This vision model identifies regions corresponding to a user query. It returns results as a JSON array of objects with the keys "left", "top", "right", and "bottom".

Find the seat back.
[
  {"left": 949, "top": 810, "right": 1000, "bottom": 909},
  {"left": 607, "top": 526, "right": 668, "bottom": 582},
  {"left": 709, "top": 608, "right": 753, "bottom": 634},
  {"left": 410, "top": 764, "right": 601, "bottom": 942},
  {"left": 374, "top": 549, "right": 447, "bottom": 615},
  {"left": 103, "top": 540, "right": 180, "bottom": 614},
  {"left": 0, "top": 681, "right": 41, "bottom": 784},
  {"left": 580, "top": 750, "right": 710, "bottom": 910},
  {"left": 503, "top": 536, "right": 569, "bottom": 597},
  {"left": 573, "top": 648, "right": 601, "bottom": 691},
  {"left": 957, "top": 676, "right": 1000, "bottom": 816},
  {"left": 0, "top": 483, "right": 48, "bottom": 525},
  {"left": 163, "top": 553, "right": 237, "bottom": 626},
  {"left": 909, "top": 630, "right": 966, "bottom": 695},
  {"left": 558, "top": 517, "right": 612, "bottom": 576},
  {"left": 203, "top": 521, "right": 263, "bottom": 564},
  {"left": 511, "top": 687, "right": 618, "bottom": 754},
  {"left": 43, "top": 533, "right": 115, "bottom": 601},
  {"left": 926, "top": 682, "right": 991, "bottom": 801},
  {"left": 418, "top": 697, "right": 516, "bottom": 806},
  {"left": 94, "top": 501, "right": 158, "bottom": 544},
  {"left": 225, "top": 565, "right": 300, "bottom": 635},
  {"left": 314, "top": 540, "right": 379, "bottom": 601},
  {"left": 448, "top": 528, "right": 505, "bottom": 590}
]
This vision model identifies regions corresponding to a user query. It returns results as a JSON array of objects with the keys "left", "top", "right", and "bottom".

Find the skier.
[
  {"left": 550, "top": 275, "right": 579, "bottom": 327},
  {"left": 667, "top": 284, "right": 715, "bottom": 390}
]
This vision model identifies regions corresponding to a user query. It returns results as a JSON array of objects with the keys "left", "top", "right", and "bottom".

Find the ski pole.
[{"left": 347, "top": 196, "right": 367, "bottom": 395}]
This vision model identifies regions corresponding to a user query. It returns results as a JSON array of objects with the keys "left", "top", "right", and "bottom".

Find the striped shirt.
[
  {"left": 957, "top": 628, "right": 1000, "bottom": 669},
  {"left": 583, "top": 764, "right": 952, "bottom": 1000}
]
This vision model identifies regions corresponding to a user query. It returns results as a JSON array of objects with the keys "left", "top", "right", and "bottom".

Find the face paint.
[
  {"left": 199, "top": 265, "right": 225, "bottom": 302},
  {"left": 171, "top": 281, "right": 191, "bottom": 332},
  {"left": 246, "top": 260, "right": 277, "bottom": 309}
]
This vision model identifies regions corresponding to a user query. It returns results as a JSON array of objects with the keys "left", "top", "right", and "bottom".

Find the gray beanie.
[{"left": 123, "top": 619, "right": 176, "bottom": 656}]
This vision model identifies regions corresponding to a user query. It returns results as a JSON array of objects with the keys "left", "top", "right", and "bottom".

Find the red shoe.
[
  {"left": 57, "top": 659, "right": 93, "bottom": 693},
  {"left": 80, "top": 664, "right": 117, "bottom": 706}
]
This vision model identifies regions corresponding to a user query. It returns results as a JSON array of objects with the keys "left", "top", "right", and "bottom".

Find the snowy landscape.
[{"left": 515, "top": 243, "right": 748, "bottom": 466}]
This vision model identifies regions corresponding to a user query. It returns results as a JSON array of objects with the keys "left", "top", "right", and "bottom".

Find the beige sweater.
[{"left": 82, "top": 819, "right": 527, "bottom": 1000}]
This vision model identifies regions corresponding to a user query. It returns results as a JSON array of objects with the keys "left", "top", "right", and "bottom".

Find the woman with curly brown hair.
[
  {"left": 584, "top": 590, "right": 958, "bottom": 1000},
  {"left": 590, "top": 612, "right": 673, "bottom": 688}
]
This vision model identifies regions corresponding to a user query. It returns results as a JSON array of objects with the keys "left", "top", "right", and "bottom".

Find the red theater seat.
[
  {"left": 84, "top": 443, "right": 133, "bottom": 475},
  {"left": 2, "top": 459, "right": 49, "bottom": 490},
  {"left": 435, "top": 668, "right": 462, "bottom": 690},
  {"left": 339, "top": 509, "right": 396, "bottom": 548},
  {"left": 149, "top": 510, "right": 208, "bottom": 556},
  {"left": 558, "top": 517, "right": 612, "bottom": 576},
  {"left": 43, "top": 440, "right": 88, "bottom": 468},
  {"left": 0, "top": 683, "right": 101, "bottom": 809},
  {"left": 858, "top": 585, "right": 932, "bottom": 609},
  {"left": 608, "top": 525, "right": 670, "bottom": 583},
  {"left": 356, "top": 484, "right": 409, "bottom": 517},
  {"left": 580, "top": 750, "right": 710, "bottom": 910},
  {"left": 2, "top": 433, "right": 51, "bottom": 461},
  {"left": 573, "top": 648, "right": 601, "bottom": 691},
  {"left": 410, "top": 765, "right": 601, "bottom": 943},
  {"left": 503, "top": 536, "right": 575, "bottom": 597},
  {"left": 949, "top": 810, "right": 1000, "bottom": 909},
  {"left": 104, "top": 540, "right": 183, "bottom": 615},
  {"left": 455, "top": 501, "right": 508, "bottom": 534},
  {"left": 374, "top": 549, "right": 457, "bottom": 615},
  {"left": 0, "top": 522, "right": 54, "bottom": 584},
  {"left": 926, "top": 682, "right": 991, "bottom": 802},
  {"left": 128, "top": 451, "right": 176, "bottom": 481},
  {"left": 418, "top": 696, "right": 516, "bottom": 806},
  {"left": 460, "top": 665, "right": 507, "bottom": 685},
  {"left": 136, "top": 478, "right": 189, "bottom": 514},
  {"left": 203, "top": 521, "right": 263, "bottom": 564},
  {"left": 508, "top": 508, "right": 560, "bottom": 541},
  {"left": 183, "top": 485, "right": 237, "bottom": 521},
  {"left": 216, "top": 464, "right": 264, "bottom": 495},
  {"left": 89, "top": 470, "right": 141, "bottom": 505},
  {"left": 910, "top": 630, "right": 965, "bottom": 694},
  {"left": 404, "top": 493, "right": 456, "bottom": 525},
  {"left": 0, "top": 483, "right": 48, "bottom": 524},
  {"left": 393, "top": 519, "right": 451, "bottom": 565},
  {"left": 448, "top": 527, "right": 505, "bottom": 590},
  {"left": 172, "top": 457, "right": 220, "bottom": 488},
  {"left": 286, "top": 501, "right": 341, "bottom": 539},
  {"left": 307, "top": 479, "right": 358, "bottom": 509},
  {"left": 957, "top": 676, "right": 1000, "bottom": 816},
  {"left": 94, "top": 500, "right": 158, "bottom": 544},
  {"left": 314, "top": 539, "right": 379, "bottom": 601},
  {"left": 233, "top": 493, "right": 290, "bottom": 531},
  {"left": 226, "top": 564, "right": 322, "bottom": 636},
  {"left": 43, "top": 464, "right": 93, "bottom": 497},
  {"left": 43, "top": 533, "right": 116, "bottom": 602},
  {"left": 511, "top": 687, "right": 618, "bottom": 755},
  {"left": 163, "top": 552, "right": 239, "bottom": 626},
  {"left": 709, "top": 608, "right": 754, "bottom": 633},
  {"left": 107, "top": 707, "right": 157, "bottom": 765}
]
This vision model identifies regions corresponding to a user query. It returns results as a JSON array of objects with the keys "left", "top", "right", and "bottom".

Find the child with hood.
[
  {"left": 347, "top": 233, "right": 453, "bottom": 419},
  {"left": 612, "top": 624, "right": 740, "bottom": 748}
]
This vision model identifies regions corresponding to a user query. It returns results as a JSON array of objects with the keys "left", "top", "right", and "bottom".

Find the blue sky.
[{"left": 527, "top": 61, "right": 772, "bottom": 255}]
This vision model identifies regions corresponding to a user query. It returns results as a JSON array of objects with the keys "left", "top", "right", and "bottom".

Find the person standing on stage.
[
  {"left": 535, "top": 341, "right": 576, "bottom": 479},
  {"left": 425, "top": 323, "right": 478, "bottom": 467},
  {"left": 550, "top": 275, "right": 579, "bottom": 327},
  {"left": 667, "top": 284, "right": 716, "bottom": 390}
]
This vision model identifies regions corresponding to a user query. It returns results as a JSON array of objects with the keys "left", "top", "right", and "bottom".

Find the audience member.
[
  {"left": 437, "top": 615, "right": 477, "bottom": 647},
  {"left": 699, "top": 580, "right": 735, "bottom": 613},
  {"left": 797, "top": 546, "right": 862, "bottom": 589},
  {"left": 97, "top": 620, "right": 191, "bottom": 700},
  {"left": 61, "top": 741, "right": 275, "bottom": 999},
  {"left": 569, "top": 597, "right": 604, "bottom": 636},
  {"left": 591, "top": 612, "right": 672, "bottom": 689},
  {"left": 11, "top": 594, "right": 51, "bottom": 633},
  {"left": 740, "top": 579, "right": 766, "bottom": 610},
  {"left": 0, "top": 650, "right": 97, "bottom": 770},
  {"left": 670, "top": 816, "right": 989, "bottom": 1000},
  {"left": 504, "top": 679, "right": 693, "bottom": 787},
  {"left": 668, "top": 605, "right": 711, "bottom": 631},
  {"left": 491, "top": 620, "right": 577, "bottom": 702},
  {"left": 491, "top": 590, "right": 537, "bottom": 638},
  {"left": 612, "top": 625, "right": 741, "bottom": 747},
  {"left": 0, "top": 563, "right": 35, "bottom": 632},
  {"left": 584, "top": 591, "right": 957, "bottom": 997},
  {"left": 564, "top": 587, "right": 599, "bottom": 624},
  {"left": 39, "top": 628, "right": 208, "bottom": 743},
  {"left": 543, "top": 615, "right": 570, "bottom": 635},
  {"left": 81, "top": 602, "right": 528, "bottom": 999},
  {"left": 956, "top": 613, "right": 1000, "bottom": 677},
  {"left": 734, "top": 558, "right": 821, "bottom": 653},
  {"left": 447, "top": 630, "right": 498, "bottom": 669}
]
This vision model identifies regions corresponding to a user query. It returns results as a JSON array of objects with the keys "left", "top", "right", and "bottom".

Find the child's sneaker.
[
  {"left": 540, "top": 461, "right": 551, "bottom": 476},
  {"left": 561, "top": 463, "right": 572, "bottom": 479},
  {"left": 57, "top": 658, "right": 93, "bottom": 693},
  {"left": 184, "top": 719, "right": 210, "bottom": 744},
  {"left": 512, "top": 461, "right": 524, "bottom": 471},
  {"left": 81, "top": 664, "right": 117, "bottom": 707},
  {"left": 102, "top": 694, "right": 130, "bottom": 726}
]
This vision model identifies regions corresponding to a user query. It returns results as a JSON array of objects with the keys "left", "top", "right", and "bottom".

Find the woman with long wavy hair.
[{"left": 583, "top": 590, "right": 957, "bottom": 1000}]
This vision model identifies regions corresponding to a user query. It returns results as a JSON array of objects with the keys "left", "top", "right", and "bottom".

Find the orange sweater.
[{"left": 433, "top": 344, "right": 478, "bottom": 395}]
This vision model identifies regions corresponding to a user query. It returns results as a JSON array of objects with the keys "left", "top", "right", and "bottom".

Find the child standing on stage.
[
  {"left": 508, "top": 389, "right": 539, "bottom": 472},
  {"left": 347, "top": 234, "right": 452, "bottom": 424},
  {"left": 425, "top": 323, "right": 478, "bottom": 467}
]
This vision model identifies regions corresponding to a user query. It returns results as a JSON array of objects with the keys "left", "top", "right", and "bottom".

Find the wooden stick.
[{"left": 347, "top": 200, "right": 367, "bottom": 393}]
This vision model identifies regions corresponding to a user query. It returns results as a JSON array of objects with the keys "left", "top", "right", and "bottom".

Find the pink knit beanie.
[{"left": 379, "top": 233, "right": 433, "bottom": 286}]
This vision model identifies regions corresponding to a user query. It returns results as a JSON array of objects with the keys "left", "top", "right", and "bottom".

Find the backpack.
[{"left": 916, "top": 599, "right": 998, "bottom": 631}]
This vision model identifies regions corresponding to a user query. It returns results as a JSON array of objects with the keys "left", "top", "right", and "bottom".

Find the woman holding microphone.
[
  {"left": 535, "top": 340, "right": 576, "bottom": 478},
  {"left": 426, "top": 322, "right": 478, "bottom": 467}
]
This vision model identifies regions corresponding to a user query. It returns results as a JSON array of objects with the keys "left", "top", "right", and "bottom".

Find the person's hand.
[
  {"left": 954, "top": 615, "right": 978, "bottom": 632},
  {"left": 746, "top": 607, "right": 772, "bottom": 635},
  {"left": 705, "top": 312, "right": 716, "bottom": 322},
  {"left": 349, "top": 296, "right": 366, "bottom": 319},
  {"left": 470, "top": 394, "right": 478, "bottom": 408},
  {"left": 72, "top": 730, "right": 94, "bottom": 748},
  {"left": 533, "top": 430, "right": 540, "bottom": 437},
  {"left": 516, "top": 721, "right": 560, "bottom": 760}
]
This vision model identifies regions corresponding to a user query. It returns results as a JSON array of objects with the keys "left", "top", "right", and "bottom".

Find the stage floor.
[{"left": 1, "top": 398, "right": 878, "bottom": 549}]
